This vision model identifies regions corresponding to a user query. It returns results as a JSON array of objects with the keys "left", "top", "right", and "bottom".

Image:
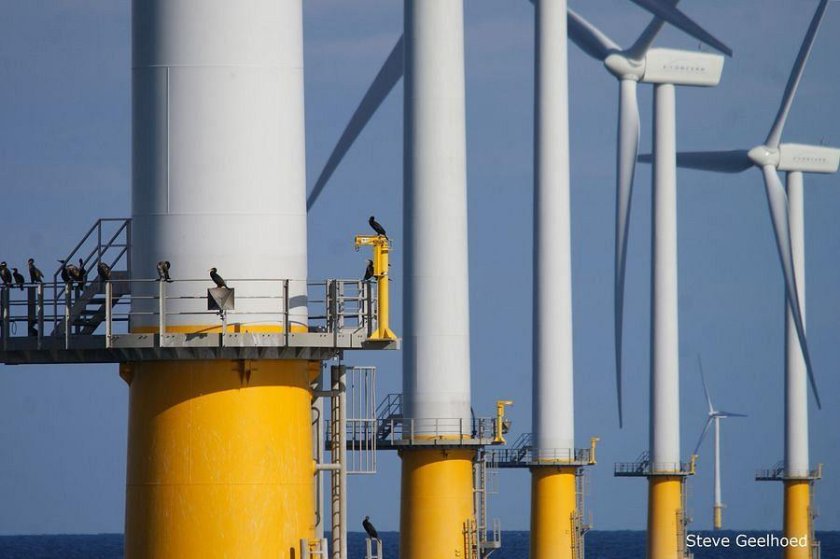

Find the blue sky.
[{"left": 1, "top": 0, "right": 839, "bottom": 534}]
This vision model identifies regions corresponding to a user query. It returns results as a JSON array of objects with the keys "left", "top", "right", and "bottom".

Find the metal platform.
[
  {"left": 484, "top": 433, "right": 599, "bottom": 469},
  {"left": 755, "top": 461, "right": 823, "bottom": 481},
  {"left": 614, "top": 451, "right": 696, "bottom": 477}
]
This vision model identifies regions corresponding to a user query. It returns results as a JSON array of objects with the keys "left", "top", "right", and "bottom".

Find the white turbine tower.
[
  {"left": 655, "top": 2, "right": 838, "bottom": 554},
  {"left": 693, "top": 356, "right": 746, "bottom": 531}
]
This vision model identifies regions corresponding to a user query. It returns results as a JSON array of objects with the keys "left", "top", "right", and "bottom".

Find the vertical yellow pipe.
[
  {"left": 400, "top": 449, "right": 475, "bottom": 559},
  {"left": 783, "top": 481, "right": 812, "bottom": 559},
  {"left": 124, "top": 359, "right": 315, "bottom": 558},
  {"left": 713, "top": 505, "right": 723, "bottom": 531},
  {"left": 530, "top": 467, "right": 578, "bottom": 559},
  {"left": 647, "top": 477, "right": 684, "bottom": 559}
]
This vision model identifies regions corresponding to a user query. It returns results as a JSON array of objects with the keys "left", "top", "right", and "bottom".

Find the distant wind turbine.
[{"left": 693, "top": 355, "right": 746, "bottom": 530}]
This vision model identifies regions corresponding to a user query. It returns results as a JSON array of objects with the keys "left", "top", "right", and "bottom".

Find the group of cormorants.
[
  {"left": 0, "top": 259, "right": 44, "bottom": 290},
  {"left": 2, "top": 217, "right": 389, "bottom": 291}
]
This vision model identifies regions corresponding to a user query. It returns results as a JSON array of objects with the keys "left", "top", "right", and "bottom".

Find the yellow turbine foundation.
[
  {"left": 123, "top": 359, "right": 315, "bottom": 559},
  {"left": 783, "top": 481, "right": 812, "bottom": 559},
  {"left": 399, "top": 448, "right": 476, "bottom": 559},
  {"left": 647, "top": 477, "right": 684, "bottom": 559},
  {"left": 713, "top": 505, "right": 723, "bottom": 531},
  {"left": 530, "top": 467, "right": 578, "bottom": 559}
]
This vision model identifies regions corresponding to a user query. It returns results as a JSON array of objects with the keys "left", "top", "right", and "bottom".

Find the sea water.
[{"left": 0, "top": 531, "right": 837, "bottom": 558}]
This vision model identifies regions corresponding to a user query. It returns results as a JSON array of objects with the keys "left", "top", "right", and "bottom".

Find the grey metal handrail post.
[
  {"left": 64, "top": 287, "right": 71, "bottom": 350},
  {"left": 158, "top": 280, "right": 166, "bottom": 336},
  {"left": 1, "top": 289, "right": 8, "bottom": 350},
  {"left": 105, "top": 281, "right": 113, "bottom": 348},
  {"left": 283, "top": 280, "right": 290, "bottom": 345},
  {"left": 37, "top": 283, "right": 44, "bottom": 349}
]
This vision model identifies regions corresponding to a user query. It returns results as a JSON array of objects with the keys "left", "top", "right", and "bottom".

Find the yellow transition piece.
[
  {"left": 647, "top": 477, "right": 684, "bottom": 559},
  {"left": 713, "top": 505, "right": 723, "bottom": 531},
  {"left": 783, "top": 480, "right": 812, "bottom": 559},
  {"left": 400, "top": 449, "right": 476, "bottom": 559},
  {"left": 123, "top": 359, "right": 315, "bottom": 559},
  {"left": 530, "top": 467, "right": 578, "bottom": 559}
]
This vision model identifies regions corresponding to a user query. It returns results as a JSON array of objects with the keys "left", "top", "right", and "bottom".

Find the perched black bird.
[
  {"left": 209, "top": 267, "right": 227, "bottom": 288},
  {"left": 65, "top": 262, "right": 82, "bottom": 285},
  {"left": 28, "top": 259, "right": 44, "bottom": 283},
  {"left": 362, "top": 516, "right": 379, "bottom": 541},
  {"left": 0, "top": 262, "right": 12, "bottom": 287},
  {"left": 368, "top": 216, "right": 387, "bottom": 238},
  {"left": 76, "top": 258, "right": 87, "bottom": 283},
  {"left": 12, "top": 268, "right": 24, "bottom": 290},
  {"left": 363, "top": 259, "right": 375, "bottom": 282},
  {"left": 97, "top": 261, "right": 112, "bottom": 281},
  {"left": 157, "top": 260, "right": 172, "bottom": 282},
  {"left": 58, "top": 260, "right": 71, "bottom": 283}
]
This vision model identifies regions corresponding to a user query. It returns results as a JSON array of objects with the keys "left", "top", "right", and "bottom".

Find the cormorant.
[
  {"left": 0, "top": 262, "right": 12, "bottom": 287},
  {"left": 368, "top": 216, "right": 388, "bottom": 238},
  {"left": 363, "top": 259, "right": 375, "bottom": 282},
  {"left": 76, "top": 258, "right": 87, "bottom": 284},
  {"left": 157, "top": 260, "right": 172, "bottom": 282},
  {"left": 210, "top": 267, "right": 227, "bottom": 288},
  {"left": 28, "top": 259, "right": 44, "bottom": 283},
  {"left": 97, "top": 261, "right": 112, "bottom": 281},
  {"left": 362, "top": 516, "right": 379, "bottom": 541},
  {"left": 12, "top": 268, "right": 24, "bottom": 290},
  {"left": 58, "top": 260, "right": 71, "bottom": 283}
]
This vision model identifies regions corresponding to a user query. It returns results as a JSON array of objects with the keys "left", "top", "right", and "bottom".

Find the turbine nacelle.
[
  {"left": 746, "top": 143, "right": 840, "bottom": 173},
  {"left": 641, "top": 48, "right": 724, "bottom": 86}
]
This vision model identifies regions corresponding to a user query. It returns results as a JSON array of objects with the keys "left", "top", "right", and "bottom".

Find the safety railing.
[
  {"left": 485, "top": 433, "right": 598, "bottom": 468},
  {"left": 614, "top": 451, "right": 695, "bottom": 477},
  {"left": 755, "top": 461, "right": 823, "bottom": 481},
  {"left": 0, "top": 277, "right": 384, "bottom": 355},
  {"left": 374, "top": 416, "right": 499, "bottom": 447}
]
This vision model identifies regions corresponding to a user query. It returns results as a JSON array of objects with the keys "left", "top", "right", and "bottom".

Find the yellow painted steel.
[
  {"left": 123, "top": 359, "right": 315, "bottom": 558},
  {"left": 400, "top": 449, "right": 476, "bottom": 559},
  {"left": 713, "top": 505, "right": 723, "bottom": 530},
  {"left": 530, "top": 467, "right": 578, "bottom": 559},
  {"left": 355, "top": 234, "right": 397, "bottom": 340},
  {"left": 783, "top": 481, "right": 812, "bottom": 559},
  {"left": 647, "top": 477, "right": 684, "bottom": 559},
  {"left": 494, "top": 400, "right": 514, "bottom": 443}
]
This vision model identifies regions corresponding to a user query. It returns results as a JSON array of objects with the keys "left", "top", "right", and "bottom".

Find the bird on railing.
[
  {"left": 209, "top": 267, "right": 227, "bottom": 289},
  {"left": 28, "top": 259, "right": 44, "bottom": 284},
  {"left": 0, "top": 262, "right": 12, "bottom": 288},
  {"left": 58, "top": 260, "right": 71, "bottom": 283},
  {"left": 363, "top": 259, "right": 374, "bottom": 282},
  {"left": 97, "top": 261, "right": 112, "bottom": 281},
  {"left": 12, "top": 268, "right": 24, "bottom": 291},
  {"left": 75, "top": 258, "right": 87, "bottom": 285},
  {"left": 157, "top": 260, "right": 172, "bottom": 282},
  {"left": 368, "top": 215, "right": 388, "bottom": 239},
  {"left": 362, "top": 516, "right": 379, "bottom": 541}
]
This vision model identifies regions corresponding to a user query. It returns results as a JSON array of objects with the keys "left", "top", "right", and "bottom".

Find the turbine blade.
[
  {"left": 638, "top": 150, "right": 752, "bottom": 173},
  {"left": 625, "top": 0, "right": 679, "bottom": 59},
  {"left": 761, "top": 165, "right": 822, "bottom": 409},
  {"left": 765, "top": 0, "right": 830, "bottom": 148},
  {"left": 307, "top": 36, "right": 405, "bottom": 210},
  {"left": 697, "top": 354, "right": 714, "bottom": 414},
  {"left": 567, "top": 8, "right": 621, "bottom": 61},
  {"left": 614, "top": 78, "right": 640, "bottom": 429},
  {"left": 628, "top": 0, "right": 733, "bottom": 56},
  {"left": 716, "top": 411, "right": 747, "bottom": 418},
  {"left": 694, "top": 416, "right": 714, "bottom": 456}
]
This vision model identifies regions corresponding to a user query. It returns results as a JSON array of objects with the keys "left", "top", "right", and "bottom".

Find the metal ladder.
[{"left": 51, "top": 218, "right": 131, "bottom": 336}]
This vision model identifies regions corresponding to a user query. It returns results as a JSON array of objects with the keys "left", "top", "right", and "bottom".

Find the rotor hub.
[
  {"left": 747, "top": 145, "right": 780, "bottom": 167},
  {"left": 604, "top": 53, "right": 644, "bottom": 81}
]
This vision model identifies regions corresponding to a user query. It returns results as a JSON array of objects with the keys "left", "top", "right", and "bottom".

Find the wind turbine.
[
  {"left": 641, "top": 0, "right": 837, "bottom": 412},
  {"left": 693, "top": 356, "right": 746, "bottom": 530},
  {"left": 649, "top": 2, "right": 838, "bottom": 552}
]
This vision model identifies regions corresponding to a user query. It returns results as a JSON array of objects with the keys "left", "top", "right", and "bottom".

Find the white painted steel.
[
  {"left": 532, "top": 0, "right": 574, "bottom": 457},
  {"left": 778, "top": 144, "right": 840, "bottom": 174},
  {"left": 131, "top": 0, "right": 308, "bottom": 329},
  {"left": 785, "top": 171, "right": 810, "bottom": 478},
  {"left": 641, "top": 49, "right": 723, "bottom": 86},
  {"left": 650, "top": 84, "right": 681, "bottom": 470},
  {"left": 402, "top": 0, "right": 471, "bottom": 430}
]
